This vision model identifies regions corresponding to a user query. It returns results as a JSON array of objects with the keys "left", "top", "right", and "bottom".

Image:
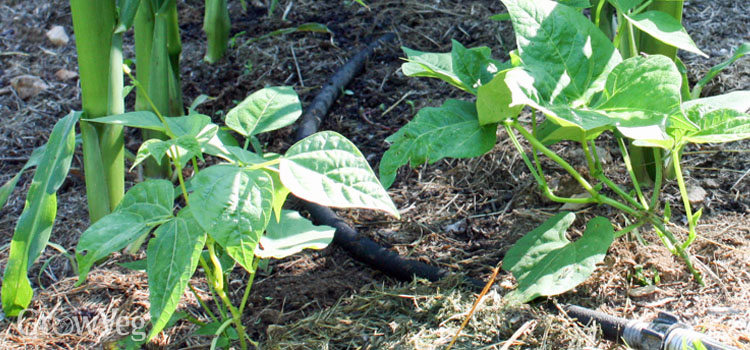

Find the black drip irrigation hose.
[{"left": 292, "top": 32, "right": 481, "bottom": 287}]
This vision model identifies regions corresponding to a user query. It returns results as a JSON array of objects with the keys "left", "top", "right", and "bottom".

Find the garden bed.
[{"left": 1, "top": 0, "right": 748, "bottom": 349}]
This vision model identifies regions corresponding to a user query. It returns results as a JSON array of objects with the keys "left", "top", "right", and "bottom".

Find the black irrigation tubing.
[{"left": 292, "top": 32, "right": 483, "bottom": 288}]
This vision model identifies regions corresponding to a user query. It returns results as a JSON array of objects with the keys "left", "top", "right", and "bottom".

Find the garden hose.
[
  {"left": 564, "top": 304, "right": 742, "bottom": 350},
  {"left": 291, "top": 32, "right": 484, "bottom": 289}
]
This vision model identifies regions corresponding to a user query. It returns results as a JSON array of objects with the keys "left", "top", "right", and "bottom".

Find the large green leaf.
[
  {"left": 503, "top": 212, "right": 614, "bottom": 303},
  {"left": 502, "top": 0, "right": 622, "bottom": 105},
  {"left": 281, "top": 131, "right": 400, "bottom": 218},
  {"left": 683, "top": 107, "right": 750, "bottom": 144},
  {"left": 625, "top": 11, "right": 707, "bottom": 58},
  {"left": 595, "top": 55, "right": 680, "bottom": 143},
  {"left": 224, "top": 86, "right": 302, "bottom": 137},
  {"left": 256, "top": 210, "right": 335, "bottom": 259},
  {"left": 682, "top": 91, "right": 750, "bottom": 114},
  {"left": 379, "top": 99, "right": 497, "bottom": 188},
  {"left": 476, "top": 69, "right": 522, "bottom": 125},
  {"left": 0, "top": 145, "right": 45, "bottom": 210},
  {"left": 146, "top": 208, "right": 206, "bottom": 341},
  {"left": 2, "top": 111, "right": 79, "bottom": 317},
  {"left": 189, "top": 164, "right": 274, "bottom": 272},
  {"left": 510, "top": 56, "right": 680, "bottom": 144},
  {"left": 75, "top": 180, "right": 175, "bottom": 283}
]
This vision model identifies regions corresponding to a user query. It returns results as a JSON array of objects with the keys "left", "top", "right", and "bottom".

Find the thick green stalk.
[
  {"left": 135, "top": 0, "right": 154, "bottom": 113},
  {"left": 204, "top": 0, "right": 231, "bottom": 63},
  {"left": 142, "top": 1, "right": 179, "bottom": 178},
  {"left": 70, "top": 0, "right": 124, "bottom": 223},
  {"left": 165, "top": 0, "right": 185, "bottom": 116},
  {"left": 632, "top": 1, "right": 684, "bottom": 183}
]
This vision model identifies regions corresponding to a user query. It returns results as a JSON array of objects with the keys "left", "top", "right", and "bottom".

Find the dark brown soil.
[{"left": 1, "top": 0, "right": 749, "bottom": 349}]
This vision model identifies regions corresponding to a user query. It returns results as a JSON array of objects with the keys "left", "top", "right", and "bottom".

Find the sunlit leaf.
[
  {"left": 190, "top": 164, "right": 274, "bottom": 272},
  {"left": 281, "top": 131, "right": 399, "bottom": 218},
  {"left": 225, "top": 86, "right": 301, "bottom": 137},
  {"left": 256, "top": 210, "right": 335, "bottom": 259},
  {"left": 625, "top": 11, "right": 707, "bottom": 58}
]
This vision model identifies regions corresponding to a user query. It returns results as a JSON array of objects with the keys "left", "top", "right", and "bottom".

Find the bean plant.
[
  {"left": 75, "top": 79, "right": 398, "bottom": 347},
  {"left": 382, "top": 0, "right": 750, "bottom": 302}
]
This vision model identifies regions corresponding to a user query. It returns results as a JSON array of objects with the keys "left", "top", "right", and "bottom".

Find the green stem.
[
  {"left": 650, "top": 148, "right": 663, "bottom": 211},
  {"left": 188, "top": 283, "right": 219, "bottom": 323},
  {"left": 596, "top": 174, "right": 645, "bottom": 211},
  {"left": 238, "top": 257, "right": 260, "bottom": 315},
  {"left": 505, "top": 122, "right": 638, "bottom": 215},
  {"left": 617, "top": 137, "right": 649, "bottom": 210},
  {"left": 671, "top": 152, "right": 697, "bottom": 249},
  {"left": 650, "top": 218, "right": 703, "bottom": 285},
  {"left": 614, "top": 218, "right": 646, "bottom": 238},
  {"left": 632, "top": 0, "right": 654, "bottom": 15},
  {"left": 510, "top": 122, "right": 596, "bottom": 196},
  {"left": 248, "top": 158, "right": 282, "bottom": 170},
  {"left": 199, "top": 256, "right": 228, "bottom": 320},
  {"left": 581, "top": 138, "right": 596, "bottom": 177}
]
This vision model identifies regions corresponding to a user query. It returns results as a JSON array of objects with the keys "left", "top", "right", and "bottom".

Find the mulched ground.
[{"left": 1, "top": 0, "right": 749, "bottom": 349}]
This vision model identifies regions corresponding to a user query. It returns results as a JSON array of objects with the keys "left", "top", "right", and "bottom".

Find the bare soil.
[{"left": 1, "top": 0, "right": 749, "bottom": 349}]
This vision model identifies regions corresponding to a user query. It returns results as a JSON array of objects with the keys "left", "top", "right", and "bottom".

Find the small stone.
[
  {"left": 55, "top": 69, "right": 78, "bottom": 81},
  {"left": 10, "top": 75, "right": 49, "bottom": 99},
  {"left": 702, "top": 178, "right": 720, "bottom": 189},
  {"left": 46, "top": 25, "right": 69, "bottom": 46},
  {"left": 444, "top": 218, "right": 467, "bottom": 234},
  {"left": 687, "top": 185, "right": 707, "bottom": 205}
]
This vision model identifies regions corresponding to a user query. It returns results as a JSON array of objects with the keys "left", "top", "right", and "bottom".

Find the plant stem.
[
  {"left": 617, "top": 137, "right": 649, "bottom": 209},
  {"left": 671, "top": 152, "right": 697, "bottom": 249},
  {"left": 208, "top": 239, "right": 248, "bottom": 350},
  {"left": 614, "top": 218, "right": 646, "bottom": 238},
  {"left": 505, "top": 122, "right": 638, "bottom": 216},
  {"left": 650, "top": 148, "right": 663, "bottom": 211},
  {"left": 650, "top": 218, "right": 703, "bottom": 285},
  {"left": 199, "top": 256, "right": 228, "bottom": 320},
  {"left": 596, "top": 174, "right": 645, "bottom": 211},
  {"left": 188, "top": 283, "right": 219, "bottom": 323},
  {"left": 238, "top": 257, "right": 259, "bottom": 314}
]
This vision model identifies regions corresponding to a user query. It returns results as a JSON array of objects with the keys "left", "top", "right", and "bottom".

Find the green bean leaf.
[
  {"left": 502, "top": 0, "right": 622, "bottom": 105},
  {"left": 146, "top": 208, "right": 206, "bottom": 341},
  {"left": 477, "top": 69, "right": 523, "bottom": 125},
  {"left": 281, "top": 131, "right": 399, "bottom": 218},
  {"left": 256, "top": 210, "right": 335, "bottom": 259},
  {"left": 625, "top": 11, "right": 708, "bottom": 58},
  {"left": 379, "top": 99, "right": 496, "bottom": 189},
  {"left": 503, "top": 213, "right": 614, "bottom": 303},
  {"left": 75, "top": 180, "right": 174, "bottom": 284},
  {"left": 190, "top": 164, "right": 274, "bottom": 273},
  {"left": 225, "top": 86, "right": 302, "bottom": 137}
]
